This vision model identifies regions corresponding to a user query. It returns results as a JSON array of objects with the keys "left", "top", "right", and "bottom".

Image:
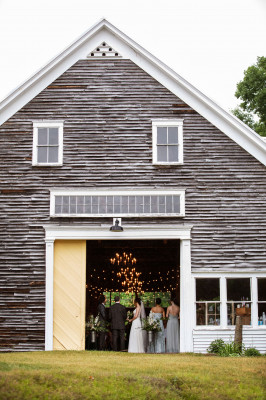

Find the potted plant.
[{"left": 86, "top": 314, "right": 108, "bottom": 343}]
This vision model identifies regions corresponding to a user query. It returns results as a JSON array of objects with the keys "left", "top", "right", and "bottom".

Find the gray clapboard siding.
[{"left": 0, "top": 59, "right": 265, "bottom": 350}]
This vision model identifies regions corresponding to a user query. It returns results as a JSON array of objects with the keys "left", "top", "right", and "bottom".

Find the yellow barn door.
[{"left": 53, "top": 240, "right": 86, "bottom": 350}]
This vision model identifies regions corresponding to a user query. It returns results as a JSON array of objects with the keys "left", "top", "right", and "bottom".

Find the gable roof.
[{"left": 0, "top": 18, "right": 265, "bottom": 166}]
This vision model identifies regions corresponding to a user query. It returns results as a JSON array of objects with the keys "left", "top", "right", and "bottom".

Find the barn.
[{"left": 0, "top": 19, "right": 265, "bottom": 353}]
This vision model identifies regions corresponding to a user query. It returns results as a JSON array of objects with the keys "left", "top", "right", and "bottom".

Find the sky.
[{"left": 0, "top": 0, "right": 265, "bottom": 111}]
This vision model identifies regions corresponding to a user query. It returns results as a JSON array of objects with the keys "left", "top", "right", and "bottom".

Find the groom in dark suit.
[{"left": 109, "top": 295, "right": 127, "bottom": 351}]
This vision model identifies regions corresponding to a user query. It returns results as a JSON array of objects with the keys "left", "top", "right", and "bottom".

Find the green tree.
[{"left": 232, "top": 56, "right": 266, "bottom": 137}]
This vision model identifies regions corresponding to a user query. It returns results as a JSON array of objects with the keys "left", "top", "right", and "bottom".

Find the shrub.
[
  {"left": 244, "top": 348, "right": 261, "bottom": 357},
  {"left": 219, "top": 342, "right": 243, "bottom": 357},
  {"left": 208, "top": 339, "right": 244, "bottom": 356},
  {"left": 207, "top": 339, "right": 225, "bottom": 354}
]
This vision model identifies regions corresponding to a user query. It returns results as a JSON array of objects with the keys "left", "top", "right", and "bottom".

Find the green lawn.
[{"left": 0, "top": 351, "right": 265, "bottom": 400}]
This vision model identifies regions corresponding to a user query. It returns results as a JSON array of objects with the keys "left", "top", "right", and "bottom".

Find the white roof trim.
[{"left": 0, "top": 18, "right": 265, "bottom": 166}]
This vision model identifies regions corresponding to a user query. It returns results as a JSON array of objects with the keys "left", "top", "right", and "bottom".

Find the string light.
[{"left": 87, "top": 251, "right": 180, "bottom": 301}]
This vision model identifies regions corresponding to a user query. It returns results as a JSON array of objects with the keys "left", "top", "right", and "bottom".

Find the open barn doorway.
[{"left": 86, "top": 239, "right": 180, "bottom": 350}]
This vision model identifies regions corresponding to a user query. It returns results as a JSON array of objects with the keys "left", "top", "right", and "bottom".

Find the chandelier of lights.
[
  {"left": 110, "top": 252, "right": 137, "bottom": 266},
  {"left": 110, "top": 252, "right": 143, "bottom": 294},
  {"left": 117, "top": 266, "right": 143, "bottom": 294}
]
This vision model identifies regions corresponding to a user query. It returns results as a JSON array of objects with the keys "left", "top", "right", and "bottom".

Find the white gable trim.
[{"left": 0, "top": 18, "right": 265, "bottom": 166}]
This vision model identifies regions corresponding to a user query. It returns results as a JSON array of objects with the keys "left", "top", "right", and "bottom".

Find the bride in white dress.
[{"left": 128, "top": 298, "right": 146, "bottom": 353}]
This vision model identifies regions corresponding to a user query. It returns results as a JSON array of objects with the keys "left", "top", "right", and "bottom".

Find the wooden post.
[{"left": 234, "top": 316, "right": 243, "bottom": 346}]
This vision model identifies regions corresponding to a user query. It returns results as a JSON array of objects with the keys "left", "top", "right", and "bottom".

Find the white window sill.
[
  {"left": 32, "top": 163, "right": 63, "bottom": 167},
  {"left": 153, "top": 162, "right": 184, "bottom": 166},
  {"left": 193, "top": 326, "right": 266, "bottom": 330}
]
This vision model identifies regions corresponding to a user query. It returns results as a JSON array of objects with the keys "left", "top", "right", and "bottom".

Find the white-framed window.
[
  {"left": 193, "top": 273, "right": 266, "bottom": 329},
  {"left": 32, "top": 121, "right": 63, "bottom": 166},
  {"left": 152, "top": 119, "right": 183, "bottom": 165},
  {"left": 195, "top": 278, "right": 221, "bottom": 326},
  {"left": 226, "top": 278, "right": 251, "bottom": 326},
  {"left": 258, "top": 278, "right": 266, "bottom": 325},
  {"left": 50, "top": 189, "right": 185, "bottom": 217}
]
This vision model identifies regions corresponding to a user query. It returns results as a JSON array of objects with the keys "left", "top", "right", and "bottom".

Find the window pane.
[
  {"left": 70, "top": 196, "right": 76, "bottom": 205},
  {"left": 85, "top": 197, "right": 91, "bottom": 214},
  {"left": 258, "top": 278, "right": 266, "bottom": 301},
  {"left": 77, "top": 204, "right": 84, "bottom": 213},
  {"left": 70, "top": 196, "right": 76, "bottom": 213},
  {"left": 157, "top": 127, "right": 167, "bottom": 144},
  {"left": 159, "top": 196, "right": 165, "bottom": 213},
  {"left": 166, "top": 196, "right": 173, "bottom": 213},
  {"left": 168, "top": 145, "right": 179, "bottom": 162},
  {"left": 55, "top": 196, "right": 62, "bottom": 206},
  {"left": 227, "top": 302, "right": 251, "bottom": 326},
  {"left": 129, "top": 196, "right": 136, "bottom": 213},
  {"left": 77, "top": 196, "right": 85, "bottom": 205},
  {"left": 258, "top": 304, "right": 266, "bottom": 325},
  {"left": 144, "top": 196, "right": 150, "bottom": 213},
  {"left": 91, "top": 196, "right": 99, "bottom": 214},
  {"left": 196, "top": 303, "right": 206, "bottom": 325},
  {"left": 136, "top": 196, "right": 144, "bottom": 213},
  {"left": 168, "top": 127, "right": 178, "bottom": 144},
  {"left": 49, "top": 128, "right": 59, "bottom": 145},
  {"left": 70, "top": 203, "right": 77, "bottom": 213},
  {"left": 55, "top": 204, "right": 62, "bottom": 214},
  {"left": 62, "top": 196, "right": 69, "bottom": 213},
  {"left": 151, "top": 196, "right": 158, "bottom": 213},
  {"left": 38, "top": 128, "right": 48, "bottom": 145},
  {"left": 85, "top": 198, "right": 91, "bottom": 213},
  {"left": 114, "top": 196, "right": 121, "bottom": 214},
  {"left": 107, "top": 196, "right": 114, "bottom": 213},
  {"left": 227, "top": 278, "right": 250, "bottom": 301},
  {"left": 38, "top": 147, "right": 47, "bottom": 163},
  {"left": 157, "top": 146, "right": 167, "bottom": 162},
  {"left": 196, "top": 303, "right": 220, "bottom": 326},
  {"left": 48, "top": 147, "right": 58, "bottom": 163},
  {"left": 122, "top": 196, "right": 128, "bottom": 213},
  {"left": 173, "top": 196, "right": 180, "bottom": 213},
  {"left": 99, "top": 196, "right": 106, "bottom": 213},
  {"left": 196, "top": 278, "right": 220, "bottom": 301}
]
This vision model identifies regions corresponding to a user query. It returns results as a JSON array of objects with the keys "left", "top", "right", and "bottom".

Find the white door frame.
[{"left": 44, "top": 223, "right": 193, "bottom": 352}]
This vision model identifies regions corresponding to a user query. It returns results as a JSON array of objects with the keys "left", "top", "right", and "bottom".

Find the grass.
[{"left": 0, "top": 351, "right": 265, "bottom": 400}]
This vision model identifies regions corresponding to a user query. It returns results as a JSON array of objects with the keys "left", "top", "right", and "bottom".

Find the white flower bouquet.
[
  {"left": 141, "top": 311, "right": 161, "bottom": 332},
  {"left": 86, "top": 314, "right": 107, "bottom": 332}
]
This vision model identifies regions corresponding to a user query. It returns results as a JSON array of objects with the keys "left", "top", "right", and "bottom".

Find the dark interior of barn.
[{"left": 86, "top": 239, "right": 180, "bottom": 318}]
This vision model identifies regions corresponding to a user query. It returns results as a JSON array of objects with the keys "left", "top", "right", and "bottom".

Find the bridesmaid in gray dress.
[
  {"left": 166, "top": 298, "right": 180, "bottom": 353},
  {"left": 150, "top": 298, "right": 165, "bottom": 353}
]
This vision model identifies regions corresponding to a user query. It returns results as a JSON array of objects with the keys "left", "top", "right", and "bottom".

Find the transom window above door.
[
  {"left": 32, "top": 121, "right": 63, "bottom": 166},
  {"left": 152, "top": 119, "right": 183, "bottom": 165},
  {"left": 50, "top": 189, "right": 185, "bottom": 217}
]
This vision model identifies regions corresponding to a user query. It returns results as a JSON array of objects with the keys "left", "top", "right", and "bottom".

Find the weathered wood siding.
[{"left": 0, "top": 59, "right": 265, "bottom": 350}]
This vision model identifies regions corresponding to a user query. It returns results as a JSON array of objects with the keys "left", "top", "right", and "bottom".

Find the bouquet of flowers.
[
  {"left": 141, "top": 311, "right": 161, "bottom": 332},
  {"left": 86, "top": 314, "right": 107, "bottom": 332},
  {"left": 125, "top": 310, "right": 133, "bottom": 326}
]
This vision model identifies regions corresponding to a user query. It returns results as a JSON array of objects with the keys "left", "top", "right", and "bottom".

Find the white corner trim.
[
  {"left": 0, "top": 19, "right": 265, "bottom": 166},
  {"left": 180, "top": 238, "right": 193, "bottom": 352},
  {"left": 45, "top": 240, "right": 54, "bottom": 351}
]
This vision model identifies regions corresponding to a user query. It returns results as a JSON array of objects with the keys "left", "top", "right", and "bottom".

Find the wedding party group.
[{"left": 95, "top": 294, "right": 180, "bottom": 353}]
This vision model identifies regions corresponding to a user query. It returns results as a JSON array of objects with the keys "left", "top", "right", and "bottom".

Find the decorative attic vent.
[
  {"left": 88, "top": 42, "right": 121, "bottom": 58},
  {"left": 50, "top": 190, "right": 185, "bottom": 217}
]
